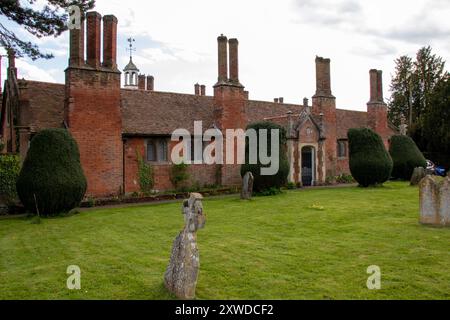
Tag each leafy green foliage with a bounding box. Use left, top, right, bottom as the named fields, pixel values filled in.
left=422, top=74, right=450, bottom=155
left=348, top=128, right=393, bottom=187
left=388, top=47, right=446, bottom=128
left=335, top=174, right=355, bottom=184
left=0, top=154, right=20, bottom=205
left=0, top=0, right=95, bottom=60
left=136, top=151, right=154, bottom=193
left=255, top=187, right=283, bottom=196
left=170, top=162, right=189, bottom=190
left=16, top=129, right=87, bottom=215
left=241, top=122, right=289, bottom=193
left=389, top=135, right=426, bottom=180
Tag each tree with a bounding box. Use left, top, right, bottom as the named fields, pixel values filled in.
left=422, top=74, right=450, bottom=155
left=389, top=135, right=426, bottom=180
left=240, top=122, right=289, bottom=192
left=388, top=46, right=446, bottom=133
left=388, top=55, right=413, bottom=127
left=16, top=129, right=87, bottom=216
left=348, top=128, right=393, bottom=187
left=0, top=0, right=94, bottom=60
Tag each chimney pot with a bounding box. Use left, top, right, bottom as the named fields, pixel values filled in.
left=102, top=15, right=118, bottom=70
left=69, top=15, right=85, bottom=67
left=195, top=83, right=200, bottom=96
left=200, top=85, right=206, bottom=96
left=146, top=75, right=154, bottom=91
left=274, top=98, right=279, bottom=103
left=229, top=38, right=239, bottom=83
left=217, top=35, right=228, bottom=83
left=279, top=97, right=284, bottom=103
left=86, top=12, right=102, bottom=68
left=138, top=74, right=146, bottom=90
left=314, top=56, right=332, bottom=96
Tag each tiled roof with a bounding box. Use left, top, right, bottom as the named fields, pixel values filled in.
left=17, top=80, right=383, bottom=138
left=121, top=89, right=215, bottom=135
left=336, top=109, right=368, bottom=139
left=19, top=80, right=65, bottom=132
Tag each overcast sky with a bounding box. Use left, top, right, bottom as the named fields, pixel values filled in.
left=1, top=0, right=449, bottom=111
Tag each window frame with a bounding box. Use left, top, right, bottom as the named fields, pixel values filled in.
left=145, top=137, right=169, bottom=164
left=337, top=139, right=348, bottom=159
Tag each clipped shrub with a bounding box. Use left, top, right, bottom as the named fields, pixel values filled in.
left=348, top=128, right=393, bottom=187
left=16, top=129, right=87, bottom=216
left=0, top=154, right=20, bottom=205
left=389, top=135, right=426, bottom=180
left=170, top=162, right=190, bottom=190
left=241, top=122, right=289, bottom=193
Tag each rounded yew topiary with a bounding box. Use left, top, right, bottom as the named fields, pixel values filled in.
left=240, top=122, right=289, bottom=192
left=348, top=128, right=393, bottom=187
left=389, top=135, right=426, bottom=180
left=16, top=129, right=87, bottom=216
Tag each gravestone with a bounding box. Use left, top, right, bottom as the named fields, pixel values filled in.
left=419, top=175, right=450, bottom=227
left=164, top=193, right=206, bottom=299
left=440, top=178, right=450, bottom=226
left=410, top=167, right=426, bottom=186
left=240, top=172, right=254, bottom=200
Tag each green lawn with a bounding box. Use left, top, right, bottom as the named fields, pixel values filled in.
left=1, top=182, right=449, bottom=300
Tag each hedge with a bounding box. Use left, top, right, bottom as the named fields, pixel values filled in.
left=240, top=122, right=289, bottom=192
left=16, top=129, right=87, bottom=215
left=389, top=135, right=426, bottom=180
left=348, top=128, right=393, bottom=187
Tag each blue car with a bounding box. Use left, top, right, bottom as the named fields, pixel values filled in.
left=426, top=160, right=447, bottom=177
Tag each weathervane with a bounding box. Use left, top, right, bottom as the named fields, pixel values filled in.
left=127, top=37, right=136, bottom=60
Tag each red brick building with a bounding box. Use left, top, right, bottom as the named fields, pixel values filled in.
left=0, top=11, right=397, bottom=197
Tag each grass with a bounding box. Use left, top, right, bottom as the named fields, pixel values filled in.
left=0, top=181, right=449, bottom=300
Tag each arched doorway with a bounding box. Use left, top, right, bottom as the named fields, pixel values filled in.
left=301, top=146, right=315, bottom=186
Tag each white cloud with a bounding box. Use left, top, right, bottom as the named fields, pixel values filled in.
left=4, top=0, right=449, bottom=111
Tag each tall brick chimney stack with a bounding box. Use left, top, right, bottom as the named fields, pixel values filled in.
left=146, top=76, right=154, bottom=91
left=200, top=85, right=206, bottom=96
left=194, top=83, right=200, bottom=96
left=367, top=69, right=388, bottom=147
left=138, top=74, right=146, bottom=90
left=228, top=38, right=240, bottom=84
left=102, top=15, right=118, bottom=70
left=312, top=56, right=336, bottom=183
left=314, top=56, right=332, bottom=96
left=213, top=34, right=246, bottom=186
left=65, top=11, right=123, bottom=197
left=86, top=12, right=102, bottom=68
left=217, top=35, right=228, bottom=84
left=69, top=17, right=84, bottom=67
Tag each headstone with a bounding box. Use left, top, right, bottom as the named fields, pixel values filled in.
left=164, top=193, right=206, bottom=299
left=410, top=167, right=426, bottom=186
left=240, top=172, right=254, bottom=200
left=419, top=175, right=450, bottom=227
left=439, top=178, right=450, bottom=226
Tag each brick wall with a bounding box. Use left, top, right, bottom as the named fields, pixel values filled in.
left=65, top=68, right=123, bottom=197
left=124, top=137, right=218, bottom=193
